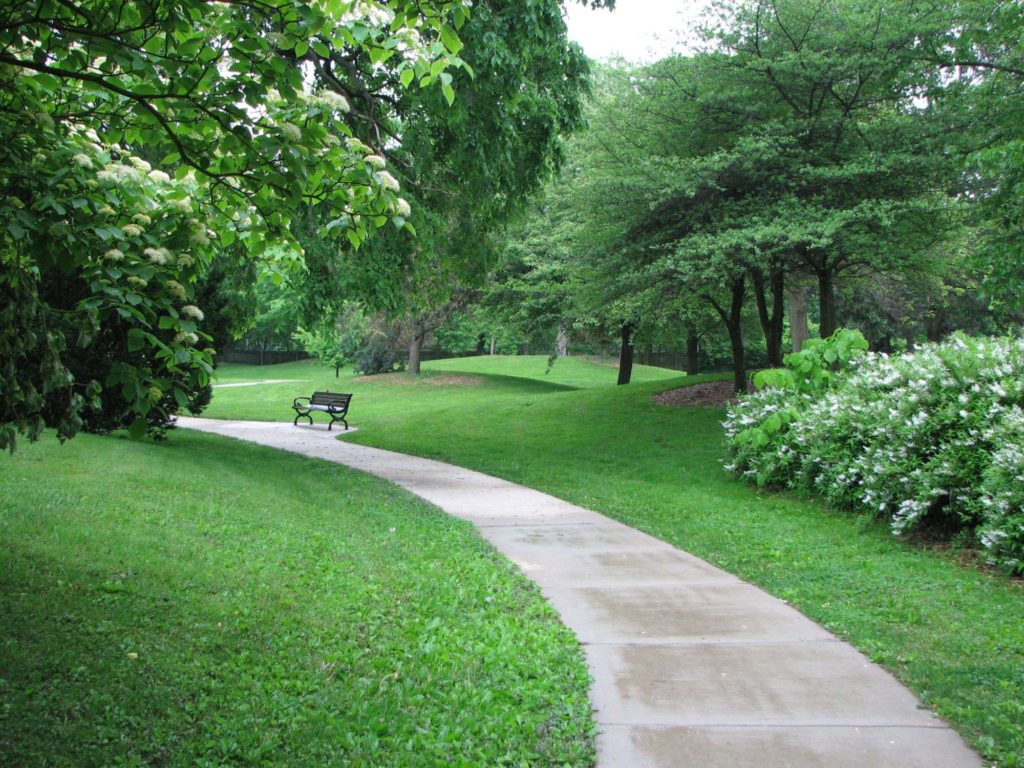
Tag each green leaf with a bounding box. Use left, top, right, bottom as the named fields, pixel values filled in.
left=400, top=68, right=415, bottom=88
left=441, top=82, right=455, bottom=107
left=439, top=26, right=463, bottom=55
left=173, top=386, right=190, bottom=407
left=127, top=416, right=149, bottom=440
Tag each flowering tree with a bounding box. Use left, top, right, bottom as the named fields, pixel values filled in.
left=0, top=0, right=470, bottom=448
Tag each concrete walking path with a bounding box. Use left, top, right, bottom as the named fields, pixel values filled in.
left=177, top=417, right=982, bottom=768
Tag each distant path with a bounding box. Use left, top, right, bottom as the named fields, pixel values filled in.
left=211, top=379, right=305, bottom=388
left=177, top=416, right=982, bottom=768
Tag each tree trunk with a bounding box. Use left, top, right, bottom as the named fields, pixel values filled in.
left=556, top=324, right=569, bottom=356
left=926, top=309, right=944, bottom=342
left=727, top=279, right=747, bottom=394
left=490, top=336, right=496, bottom=355
left=751, top=267, right=785, bottom=367
left=818, top=271, right=837, bottom=339
left=617, top=322, right=635, bottom=386
left=518, top=343, right=529, bottom=355
left=335, top=364, right=341, bottom=378
left=686, top=332, right=699, bottom=375
left=707, top=276, right=747, bottom=394
left=476, top=333, right=486, bottom=356
left=408, top=331, right=424, bottom=375
left=787, top=285, right=810, bottom=352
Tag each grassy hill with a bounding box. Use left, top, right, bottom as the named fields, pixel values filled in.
left=0, top=428, right=594, bottom=766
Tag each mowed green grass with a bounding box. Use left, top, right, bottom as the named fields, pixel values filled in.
left=205, top=355, right=680, bottom=422
left=208, top=356, right=1022, bottom=767
left=427, top=354, right=683, bottom=388
left=204, top=358, right=575, bottom=426
left=0, top=430, right=594, bottom=767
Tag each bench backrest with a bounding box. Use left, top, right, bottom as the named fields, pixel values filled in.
left=310, top=391, right=352, bottom=409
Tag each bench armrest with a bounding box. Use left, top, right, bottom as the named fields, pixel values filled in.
left=293, top=396, right=311, bottom=409
left=326, top=399, right=349, bottom=411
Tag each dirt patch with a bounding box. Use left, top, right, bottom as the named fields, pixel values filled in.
left=353, top=372, right=485, bottom=387
left=651, top=380, right=751, bottom=408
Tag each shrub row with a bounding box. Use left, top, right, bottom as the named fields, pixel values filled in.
left=724, top=334, right=1024, bottom=573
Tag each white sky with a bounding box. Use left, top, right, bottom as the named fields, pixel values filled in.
left=564, top=0, right=712, bottom=63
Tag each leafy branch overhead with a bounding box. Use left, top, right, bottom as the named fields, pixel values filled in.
left=0, top=0, right=472, bottom=449
left=2, top=0, right=472, bottom=249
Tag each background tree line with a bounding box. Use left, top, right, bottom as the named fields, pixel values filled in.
left=388, top=0, right=1022, bottom=391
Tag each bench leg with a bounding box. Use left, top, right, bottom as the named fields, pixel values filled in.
left=293, top=412, right=313, bottom=426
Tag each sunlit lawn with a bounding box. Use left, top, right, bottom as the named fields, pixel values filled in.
left=206, top=355, right=1023, bottom=767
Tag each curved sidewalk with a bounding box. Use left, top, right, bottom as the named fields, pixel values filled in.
left=177, top=417, right=982, bottom=768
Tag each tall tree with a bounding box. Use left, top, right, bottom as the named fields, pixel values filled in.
left=286, top=0, right=596, bottom=373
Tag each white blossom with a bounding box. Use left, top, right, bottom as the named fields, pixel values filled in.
left=376, top=170, right=400, bottom=191
left=166, top=280, right=187, bottom=300
left=181, top=304, right=204, bottom=321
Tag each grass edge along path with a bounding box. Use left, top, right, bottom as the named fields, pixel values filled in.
left=0, top=429, right=595, bottom=767
left=325, top=361, right=1023, bottom=768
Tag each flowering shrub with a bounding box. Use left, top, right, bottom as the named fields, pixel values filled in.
left=725, top=334, right=1024, bottom=573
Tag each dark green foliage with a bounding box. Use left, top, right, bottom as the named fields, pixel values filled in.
left=192, top=250, right=259, bottom=356
left=354, top=318, right=407, bottom=375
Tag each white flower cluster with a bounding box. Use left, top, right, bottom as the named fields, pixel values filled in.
left=144, top=246, right=172, bottom=265
left=166, top=280, right=188, bottom=300
left=376, top=170, right=400, bottom=191
left=181, top=304, right=204, bottom=321
left=724, top=333, right=1024, bottom=573
left=315, top=90, right=350, bottom=113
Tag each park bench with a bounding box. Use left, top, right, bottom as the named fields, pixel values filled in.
left=292, top=391, right=353, bottom=431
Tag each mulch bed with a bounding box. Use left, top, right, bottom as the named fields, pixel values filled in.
left=651, top=380, right=751, bottom=408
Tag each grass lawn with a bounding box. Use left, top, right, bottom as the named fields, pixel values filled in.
left=0, top=430, right=594, bottom=766
left=426, top=354, right=684, bottom=388
left=208, top=355, right=1023, bottom=768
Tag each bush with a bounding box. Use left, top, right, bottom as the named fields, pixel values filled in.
left=294, top=302, right=370, bottom=376
left=725, top=334, right=1024, bottom=573
left=353, top=317, right=405, bottom=375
